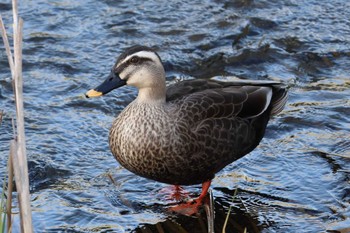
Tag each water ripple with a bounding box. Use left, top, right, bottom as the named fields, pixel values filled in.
left=0, top=0, right=349, bottom=232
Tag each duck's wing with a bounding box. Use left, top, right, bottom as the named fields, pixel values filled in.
left=166, top=79, right=288, bottom=119
left=166, top=79, right=224, bottom=102
left=164, top=80, right=288, bottom=182
left=166, top=80, right=287, bottom=179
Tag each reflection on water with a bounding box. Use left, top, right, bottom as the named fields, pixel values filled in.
left=0, top=0, right=349, bottom=232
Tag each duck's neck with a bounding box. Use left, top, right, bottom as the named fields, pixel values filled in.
left=136, top=85, right=166, bottom=105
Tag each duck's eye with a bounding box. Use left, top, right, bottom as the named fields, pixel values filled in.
left=130, top=56, right=139, bottom=64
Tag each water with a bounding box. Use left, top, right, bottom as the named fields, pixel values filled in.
left=0, top=0, right=349, bottom=232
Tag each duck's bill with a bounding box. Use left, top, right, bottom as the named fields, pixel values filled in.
left=85, top=71, right=126, bottom=98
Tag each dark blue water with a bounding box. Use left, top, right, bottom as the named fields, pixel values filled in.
left=1, top=0, right=349, bottom=232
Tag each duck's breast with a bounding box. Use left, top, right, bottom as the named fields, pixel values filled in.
left=109, top=103, right=192, bottom=183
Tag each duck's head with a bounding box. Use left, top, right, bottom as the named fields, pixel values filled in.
left=86, top=45, right=166, bottom=101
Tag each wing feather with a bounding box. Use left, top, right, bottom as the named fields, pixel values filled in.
left=166, top=79, right=287, bottom=119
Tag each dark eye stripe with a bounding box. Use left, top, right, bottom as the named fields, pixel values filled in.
left=115, top=56, right=153, bottom=74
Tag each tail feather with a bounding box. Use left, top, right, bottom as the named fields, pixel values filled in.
left=270, top=86, right=288, bottom=116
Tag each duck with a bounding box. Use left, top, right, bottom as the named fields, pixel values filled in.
left=86, top=45, right=288, bottom=215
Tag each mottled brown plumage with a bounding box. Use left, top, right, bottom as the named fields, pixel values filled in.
left=86, top=45, right=288, bottom=187
left=109, top=79, right=287, bottom=185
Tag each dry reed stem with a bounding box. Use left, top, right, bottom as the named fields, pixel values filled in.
left=12, top=15, right=34, bottom=233
left=0, top=0, right=34, bottom=231
left=204, top=190, right=214, bottom=233
left=7, top=141, right=15, bottom=233
left=0, top=16, right=14, bottom=75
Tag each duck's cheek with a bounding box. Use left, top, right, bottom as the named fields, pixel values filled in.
left=126, top=77, right=137, bottom=87
left=126, top=73, right=145, bottom=88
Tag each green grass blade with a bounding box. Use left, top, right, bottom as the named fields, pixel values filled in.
left=1, top=177, right=7, bottom=233
left=222, top=188, right=238, bottom=233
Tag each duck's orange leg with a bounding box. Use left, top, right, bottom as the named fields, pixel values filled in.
left=168, top=185, right=190, bottom=201
left=169, top=180, right=211, bottom=216
left=159, top=185, right=190, bottom=201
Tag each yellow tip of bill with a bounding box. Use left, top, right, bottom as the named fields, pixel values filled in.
left=85, top=89, right=103, bottom=98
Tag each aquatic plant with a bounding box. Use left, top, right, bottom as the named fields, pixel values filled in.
left=222, top=188, right=238, bottom=233
left=0, top=0, right=33, bottom=232
left=0, top=181, right=7, bottom=233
